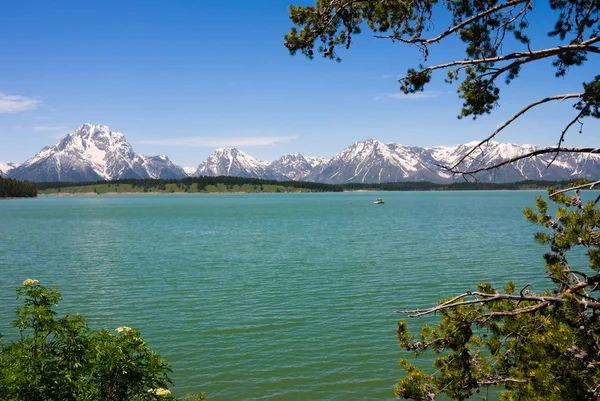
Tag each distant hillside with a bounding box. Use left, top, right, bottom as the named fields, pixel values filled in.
left=35, top=176, right=343, bottom=194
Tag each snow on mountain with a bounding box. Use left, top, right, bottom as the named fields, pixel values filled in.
left=305, top=156, right=329, bottom=169
left=8, top=124, right=187, bottom=182
left=0, top=162, right=20, bottom=176
left=309, top=139, right=447, bottom=183
left=183, top=167, right=197, bottom=176
left=5, top=129, right=598, bottom=183
left=269, top=153, right=315, bottom=180
left=427, top=141, right=600, bottom=182
left=194, top=148, right=288, bottom=180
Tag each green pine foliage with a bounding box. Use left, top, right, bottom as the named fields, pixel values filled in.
left=284, top=1, right=599, bottom=124
left=0, top=281, right=206, bottom=401
left=0, top=177, right=37, bottom=198
left=395, top=187, right=600, bottom=400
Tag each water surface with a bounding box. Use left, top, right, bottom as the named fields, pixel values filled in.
left=0, top=192, right=560, bottom=399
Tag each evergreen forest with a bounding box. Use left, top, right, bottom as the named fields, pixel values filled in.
left=0, top=177, right=37, bottom=198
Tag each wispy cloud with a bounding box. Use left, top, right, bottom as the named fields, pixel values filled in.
left=0, top=93, right=41, bottom=113
left=138, top=136, right=296, bottom=147
left=374, top=74, right=395, bottom=80
left=33, top=125, right=67, bottom=132
left=384, top=91, right=442, bottom=100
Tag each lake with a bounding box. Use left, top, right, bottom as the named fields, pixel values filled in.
left=0, top=191, right=560, bottom=399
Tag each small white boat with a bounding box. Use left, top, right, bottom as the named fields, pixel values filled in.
left=374, top=198, right=385, bottom=204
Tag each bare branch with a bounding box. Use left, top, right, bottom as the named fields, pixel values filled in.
left=449, top=93, right=583, bottom=170
left=549, top=104, right=590, bottom=165
left=549, top=180, right=600, bottom=196
left=478, top=377, right=528, bottom=385
left=397, top=291, right=600, bottom=318
left=486, top=302, right=549, bottom=316
left=409, top=37, right=600, bottom=75
left=449, top=147, right=600, bottom=175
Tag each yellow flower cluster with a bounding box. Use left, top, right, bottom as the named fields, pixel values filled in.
left=115, top=326, right=133, bottom=333
left=148, top=388, right=171, bottom=396
left=22, top=279, right=39, bottom=286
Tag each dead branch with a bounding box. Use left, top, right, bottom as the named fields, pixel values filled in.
left=397, top=291, right=600, bottom=318
left=449, top=93, right=583, bottom=170
left=404, top=37, right=600, bottom=76
left=549, top=180, right=600, bottom=196
left=549, top=104, right=591, bottom=165
left=478, top=377, right=528, bottom=385
left=447, top=147, right=599, bottom=175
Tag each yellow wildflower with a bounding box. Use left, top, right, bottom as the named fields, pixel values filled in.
left=148, top=388, right=171, bottom=396
left=22, top=279, right=39, bottom=286
left=115, top=326, right=133, bottom=333
left=548, top=332, right=553, bottom=337
left=530, top=371, right=536, bottom=377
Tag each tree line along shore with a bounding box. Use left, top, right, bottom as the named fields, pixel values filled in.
left=29, top=177, right=600, bottom=196
left=2, top=176, right=597, bottom=198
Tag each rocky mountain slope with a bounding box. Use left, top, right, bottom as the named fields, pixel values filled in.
left=193, top=148, right=287, bottom=180
left=8, top=124, right=186, bottom=182
left=0, top=162, right=20, bottom=176
left=269, top=153, right=318, bottom=181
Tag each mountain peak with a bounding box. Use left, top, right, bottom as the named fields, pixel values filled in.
left=9, top=124, right=186, bottom=182
left=195, top=148, right=285, bottom=180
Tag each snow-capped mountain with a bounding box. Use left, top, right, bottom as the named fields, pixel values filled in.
left=269, top=153, right=316, bottom=180
left=428, top=141, right=600, bottom=182
left=300, top=139, right=600, bottom=184
left=183, top=167, right=197, bottom=176
left=305, top=156, right=329, bottom=170
left=308, top=139, right=449, bottom=183
left=0, top=162, right=20, bottom=176
left=194, top=148, right=288, bottom=180
left=5, top=128, right=598, bottom=183
left=8, top=124, right=186, bottom=182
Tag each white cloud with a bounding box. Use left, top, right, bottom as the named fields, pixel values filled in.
left=33, top=125, right=67, bottom=132
left=384, top=91, right=442, bottom=100
left=0, top=93, right=41, bottom=113
left=138, top=136, right=296, bottom=147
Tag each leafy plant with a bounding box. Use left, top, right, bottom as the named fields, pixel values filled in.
left=0, top=280, right=206, bottom=401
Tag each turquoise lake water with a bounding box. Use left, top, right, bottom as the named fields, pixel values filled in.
left=0, top=191, right=564, bottom=399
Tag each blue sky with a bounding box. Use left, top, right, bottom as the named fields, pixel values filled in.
left=1, top=0, right=597, bottom=167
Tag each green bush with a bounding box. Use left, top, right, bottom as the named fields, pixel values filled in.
left=0, top=280, right=206, bottom=401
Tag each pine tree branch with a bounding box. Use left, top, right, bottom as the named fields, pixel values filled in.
left=409, top=37, right=600, bottom=75
left=373, top=0, right=531, bottom=45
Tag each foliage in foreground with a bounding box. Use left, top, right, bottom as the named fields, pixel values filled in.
left=395, top=188, right=600, bottom=400
left=0, top=281, right=206, bottom=401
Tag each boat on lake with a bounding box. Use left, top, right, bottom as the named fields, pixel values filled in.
left=373, top=198, right=385, bottom=204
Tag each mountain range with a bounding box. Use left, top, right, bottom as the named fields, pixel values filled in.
left=3, top=124, right=599, bottom=183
